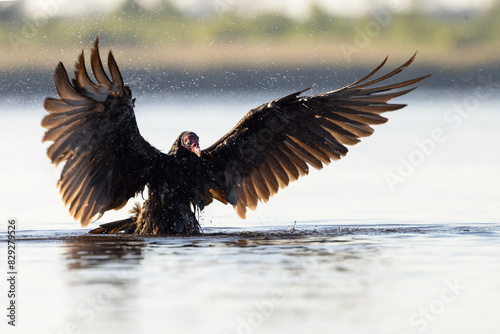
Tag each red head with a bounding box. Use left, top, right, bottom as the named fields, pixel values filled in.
left=181, top=132, right=201, bottom=157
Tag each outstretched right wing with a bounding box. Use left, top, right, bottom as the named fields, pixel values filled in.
left=42, top=38, right=161, bottom=226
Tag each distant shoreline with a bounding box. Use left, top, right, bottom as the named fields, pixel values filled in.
left=2, top=40, right=499, bottom=70
left=2, top=38, right=500, bottom=96
left=1, top=62, right=499, bottom=97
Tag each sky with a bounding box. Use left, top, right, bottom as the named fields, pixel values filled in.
left=12, top=0, right=498, bottom=20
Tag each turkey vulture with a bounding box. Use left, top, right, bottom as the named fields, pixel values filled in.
left=42, top=38, right=430, bottom=235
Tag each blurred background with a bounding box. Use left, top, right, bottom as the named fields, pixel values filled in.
left=1, top=0, right=500, bottom=92
left=1, top=0, right=499, bottom=226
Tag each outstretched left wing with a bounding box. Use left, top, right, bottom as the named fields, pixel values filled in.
left=42, top=38, right=161, bottom=226
left=199, top=54, right=430, bottom=218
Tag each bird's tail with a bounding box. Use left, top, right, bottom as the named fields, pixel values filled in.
left=88, top=203, right=141, bottom=234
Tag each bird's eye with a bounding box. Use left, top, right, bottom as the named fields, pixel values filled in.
left=184, top=135, right=198, bottom=146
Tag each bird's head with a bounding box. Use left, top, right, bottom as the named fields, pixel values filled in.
left=178, top=131, right=201, bottom=157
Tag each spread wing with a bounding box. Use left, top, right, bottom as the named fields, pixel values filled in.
left=42, top=38, right=161, bottom=226
left=200, top=53, right=430, bottom=218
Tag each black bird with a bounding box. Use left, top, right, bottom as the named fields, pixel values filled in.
left=42, top=38, right=430, bottom=235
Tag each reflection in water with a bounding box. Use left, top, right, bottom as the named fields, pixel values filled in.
left=56, top=236, right=148, bottom=333
left=63, top=235, right=146, bottom=270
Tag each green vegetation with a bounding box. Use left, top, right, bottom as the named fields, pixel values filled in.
left=1, top=1, right=499, bottom=69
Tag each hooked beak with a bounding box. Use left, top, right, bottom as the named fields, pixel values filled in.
left=190, top=143, right=201, bottom=157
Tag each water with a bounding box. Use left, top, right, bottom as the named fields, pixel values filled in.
left=1, top=89, right=500, bottom=333
left=2, top=224, right=500, bottom=333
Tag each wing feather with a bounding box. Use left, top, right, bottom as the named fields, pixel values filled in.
left=260, top=162, right=280, bottom=195
left=280, top=144, right=309, bottom=177
left=242, top=178, right=258, bottom=211
left=54, top=63, right=92, bottom=104
left=90, top=37, right=112, bottom=88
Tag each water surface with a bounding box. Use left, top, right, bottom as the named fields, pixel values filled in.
left=2, top=223, right=500, bottom=334
left=1, top=89, right=499, bottom=333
